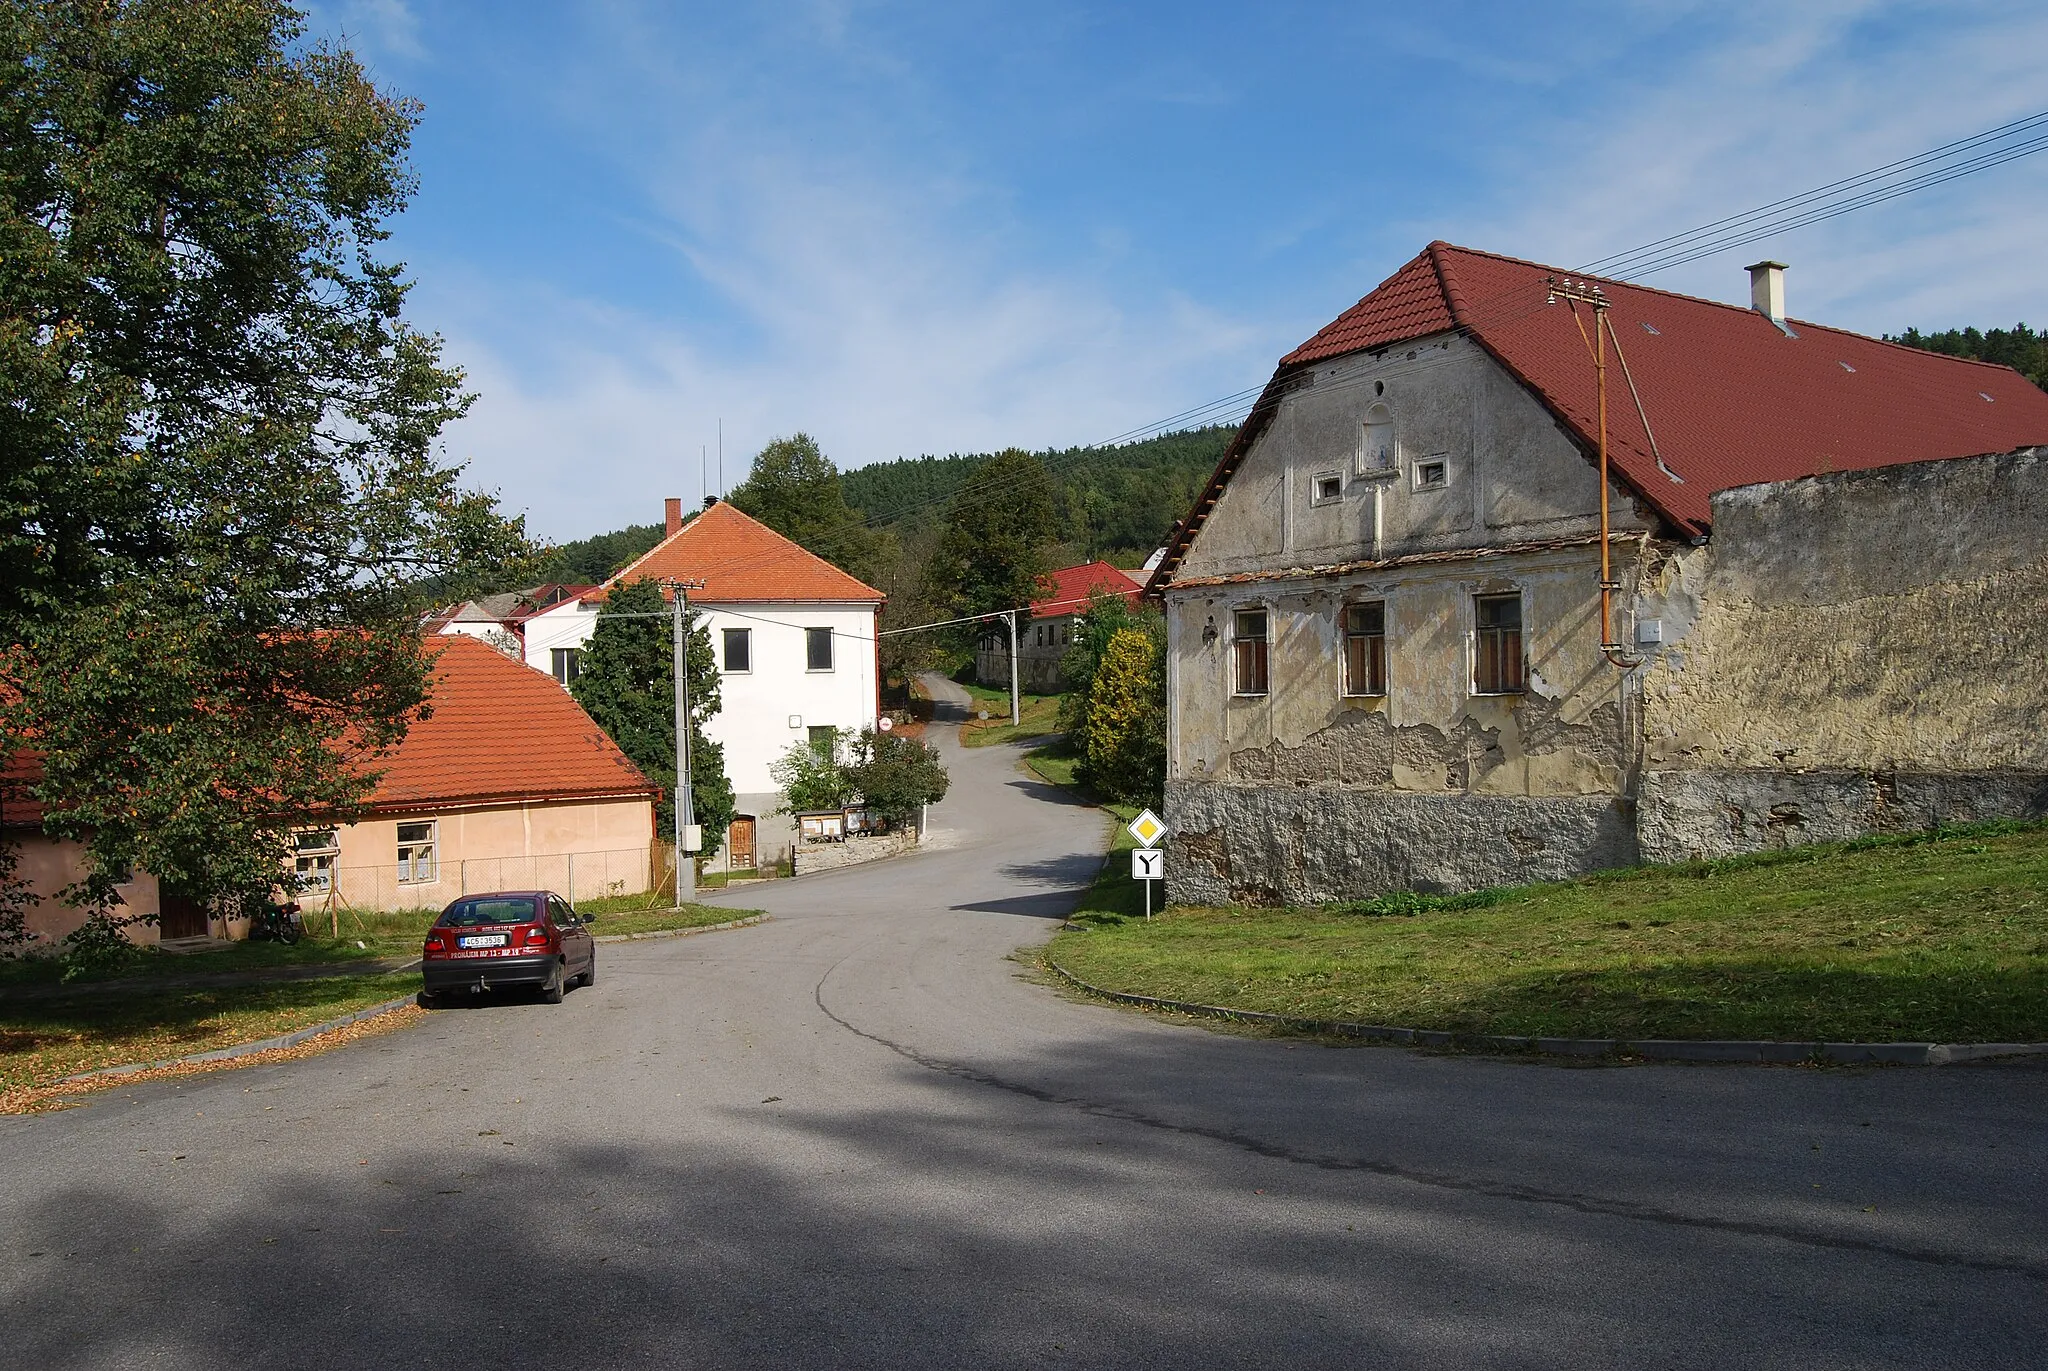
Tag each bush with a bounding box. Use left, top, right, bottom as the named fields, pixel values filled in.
left=1080, top=627, right=1166, bottom=806
left=59, top=913, right=146, bottom=982
left=769, top=731, right=855, bottom=814
left=844, top=728, right=949, bottom=827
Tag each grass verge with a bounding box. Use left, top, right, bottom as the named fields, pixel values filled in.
left=1045, top=820, right=2048, bottom=1045
left=0, top=972, right=424, bottom=1103
left=958, top=685, right=1064, bottom=748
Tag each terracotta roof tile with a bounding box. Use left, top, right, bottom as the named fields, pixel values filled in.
left=364, top=636, right=655, bottom=809
left=604, top=501, right=883, bottom=602
left=1031, top=562, right=1144, bottom=616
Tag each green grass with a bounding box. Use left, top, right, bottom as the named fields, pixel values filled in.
left=1045, top=820, right=2048, bottom=1045
left=1022, top=741, right=1083, bottom=792
left=0, top=972, right=423, bottom=1093
left=957, top=685, right=1064, bottom=748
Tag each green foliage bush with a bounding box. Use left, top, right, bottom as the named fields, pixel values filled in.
left=1080, top=627, right=1167, bottom=807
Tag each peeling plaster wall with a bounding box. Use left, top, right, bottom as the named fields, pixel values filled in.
left=1164, top=336, right=1665, bottom=904
left=1637, top=447, right=2048, bottom=860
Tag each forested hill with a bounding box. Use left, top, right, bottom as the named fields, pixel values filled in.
left=1888, top=323, right=2047, bottom=389
left=840, top=424, right=1234, bottom=565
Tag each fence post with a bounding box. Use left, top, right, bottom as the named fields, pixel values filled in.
left=568, top=852, right=576, bottom=902
left=460, top=859, right=468, bottom=896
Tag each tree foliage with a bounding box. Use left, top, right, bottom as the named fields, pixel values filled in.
left=1888, top=324, right=2048, bottom=391
left=727, top=433, right=889, bottom=585
left=769, top=728, right=854, bottom=815
left=568, top=579, right=733, bottom=853
left=844, top=727, right=948, bottom=827
left=0, top=1, right=529, bottom=910
left=1080, top=627, right=1166, bottom=807
left=924, top=448, right=1058, bottom=648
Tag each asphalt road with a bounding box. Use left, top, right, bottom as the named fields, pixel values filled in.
left=3, top=678, right=2044, bottom=1369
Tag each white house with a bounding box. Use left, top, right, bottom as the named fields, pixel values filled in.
left=522, top=497, right=884, bottom=872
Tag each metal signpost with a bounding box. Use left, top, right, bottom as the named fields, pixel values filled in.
left=1127, top=808, right=1168, bottom=920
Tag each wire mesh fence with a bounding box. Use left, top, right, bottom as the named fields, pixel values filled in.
left=307, top=846, right=656, bottom=915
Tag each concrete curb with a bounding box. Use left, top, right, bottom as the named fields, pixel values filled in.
left=59, top=996, right=418, bottom=1083
left=594, top=913, right=768, bottom=944
left=1042, top=960, right=2048, bottom=1067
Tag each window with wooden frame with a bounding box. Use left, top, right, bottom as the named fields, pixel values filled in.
left=550, top=647, right=582, bottom=685
left=1342, top=601, right=1387, bottom=697
left=1473, top=593, right=1526, bottom=695
left=1232, top=608, right=1269, bottom=697
left=396, top=821, right=438, bottom=884
left=292, top=829, right=338, bottom=894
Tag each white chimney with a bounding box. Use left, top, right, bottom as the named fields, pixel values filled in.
left=1747, top=260, right=1789, bottom=328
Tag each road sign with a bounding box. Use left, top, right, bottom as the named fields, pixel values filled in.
left=1131, top=849, right=1164, bottom=881
left=1126, top=808, right=1168, bottom=848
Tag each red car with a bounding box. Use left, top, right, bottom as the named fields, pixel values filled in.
left=420, top=890, right=597, bottom=1006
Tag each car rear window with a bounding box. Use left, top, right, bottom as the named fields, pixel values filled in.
left=438, top=897, right=539, bottom=927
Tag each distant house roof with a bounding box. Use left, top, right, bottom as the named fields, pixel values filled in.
left=602, top=500, right=883, bottom=604
left=1154, top=241, right=2048, bottom=585
left=426, top=583, right=596, bottom=634
left=365, top=635, right=656, bottom=810
left=1032, top=561, right=1144, bottom=616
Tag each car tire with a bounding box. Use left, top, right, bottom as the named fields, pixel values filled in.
left=581, top=953, right=596, bottom=989
left=416, top=989, right=440, bottom=1010
left=541, top=962, right=566, bottom=1004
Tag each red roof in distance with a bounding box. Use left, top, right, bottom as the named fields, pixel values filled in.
left=603, top=500, right=883, bottom=603
left=1282, top=241, right=2048, bottom=534
left=1032, top=561, right=1144, bottom=617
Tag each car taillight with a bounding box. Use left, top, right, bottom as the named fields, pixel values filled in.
left=423, top=933, right=447, bottom=957
left=523, top=925, right=552, bottom=947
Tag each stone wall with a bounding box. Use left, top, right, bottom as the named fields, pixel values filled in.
left=791, top=828, right=918, bottom=877
left=1636, top=446, right=2048, bottom=861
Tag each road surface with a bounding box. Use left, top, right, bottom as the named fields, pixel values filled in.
left=2, top=678, right=2043, bottom=1368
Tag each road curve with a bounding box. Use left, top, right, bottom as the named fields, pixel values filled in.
left=2, top=685, right=2043, bottom=1369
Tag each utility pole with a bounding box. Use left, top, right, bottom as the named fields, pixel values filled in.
left=1005, top=609, right=1020, bottom=726
left=668, top=577, right=707, bottom=905
left=1547, top=276, right=1639, bottom=670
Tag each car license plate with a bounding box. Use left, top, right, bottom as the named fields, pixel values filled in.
left=459, top=934, right=508, bottom=949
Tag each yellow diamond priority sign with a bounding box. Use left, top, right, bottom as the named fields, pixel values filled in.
left=1126, top=808, right=1169, bottom=849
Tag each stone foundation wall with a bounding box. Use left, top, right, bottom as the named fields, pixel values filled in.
left=791, top=828, right=918, bottom=877
left=1638, top=768, right=2048, bottom=864
left=1164, top=779, right=1637, bottom=906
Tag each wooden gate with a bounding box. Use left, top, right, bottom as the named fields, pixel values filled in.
left=727, top=816, right=756, bottom=870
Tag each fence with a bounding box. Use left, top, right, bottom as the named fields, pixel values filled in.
left=308, top=846, right=656, bottom=916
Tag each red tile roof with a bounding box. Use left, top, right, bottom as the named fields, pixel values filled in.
left=603, top=500, right=883, bottom=603
left=3, top=636, right=656, bottom=829
left=1031, top=562, right=1144, bottom=616
left=365, top=636, right=655, bottom=810
left=1154, top=241, right=2048, bottom=586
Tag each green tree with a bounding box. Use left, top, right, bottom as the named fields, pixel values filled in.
left=727, top=433, right=888, bottom=584
left=0, top=1, right=529, bottom=914
left=924, top=448, right=1058, bottom=648
left=1888, top=324, right=2048, bottom=390
left=769, top=729, right=854, bottom=814
left=569, top=579, right=734, bottom=854
left=843, top=727, right=948, bottom=827
left=1079, top=627, right=1166, bottom=807
left=1057, top=591, right=1158, bottom=737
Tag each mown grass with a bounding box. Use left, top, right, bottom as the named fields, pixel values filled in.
left=1045, top=820, right=2048, bottom=1044
left=0, top=895, right=754, bottom=986
left=0, top=972, right=423, bottom=1093
left=957, top=685, right=1064, bottom=748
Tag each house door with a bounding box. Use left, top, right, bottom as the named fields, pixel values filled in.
left=727, top=817, right=756, bottom=870
left=158, top=889, right=210, bottom=940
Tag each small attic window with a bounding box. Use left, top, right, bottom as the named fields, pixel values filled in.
left=1838, top=360, right=1856, bottom=373
left=1981, top=392, right=1996, bottom=402
left=1312, top=473, right=1344, bottom=505
left=1639, top=322, right=1660, bottom=335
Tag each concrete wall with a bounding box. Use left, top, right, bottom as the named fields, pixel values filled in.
left=1635, top=446, right=2048, bottom=860
left=1164, top=333, right=1661, bottom=905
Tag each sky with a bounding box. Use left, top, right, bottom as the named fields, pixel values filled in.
left=305, top=1, right=2048, bottom=543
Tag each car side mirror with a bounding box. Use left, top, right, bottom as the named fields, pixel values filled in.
left=580, top=912, right=595, bottom=924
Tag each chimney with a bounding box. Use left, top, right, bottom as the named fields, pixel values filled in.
left=1747, top=260, right=1790, bottom=331
left=664, top=497, right=682, bottom=537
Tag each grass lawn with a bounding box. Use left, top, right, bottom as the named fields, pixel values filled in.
left=0, top=895, right=756, bottom=987
left=957, top=685, right=1064, bottom=748
left=1044, top=821, right=2048, bottom=1045
left=0, top=972, right=423, bottom=1096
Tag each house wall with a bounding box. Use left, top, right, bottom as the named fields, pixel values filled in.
left=7, top=831, right=163, bottom=948
left=1635, top=446, right=2048, bottom=860
left=315, top=794, right=656, bottom=913
left=975, top=618, right=1074, bottom=694
left=1164, top=333, right=1663, bottom=905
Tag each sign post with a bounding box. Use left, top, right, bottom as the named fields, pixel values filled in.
left=1126, top=808, right=1169, bottom=921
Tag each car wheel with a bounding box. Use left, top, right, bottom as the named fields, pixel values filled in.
left=416, top=989, right=440, bottom=1010
left=581, top=953, right=597, bottom=989
left=540, top=962, right=566, bottom=1004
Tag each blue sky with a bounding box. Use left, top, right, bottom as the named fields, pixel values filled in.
left=308, top=1, right=2048, bottom=542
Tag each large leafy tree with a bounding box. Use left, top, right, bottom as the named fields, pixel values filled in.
left=569, top=578, right=734, bottom=858
left=0, top=1, right=529, bottom=912
left=924, top=448, right=1057, bottom=650
left=726, top=432, right=888, bottom=585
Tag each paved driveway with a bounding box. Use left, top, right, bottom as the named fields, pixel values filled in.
left=2, top=686, right=2043, bottom=1369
